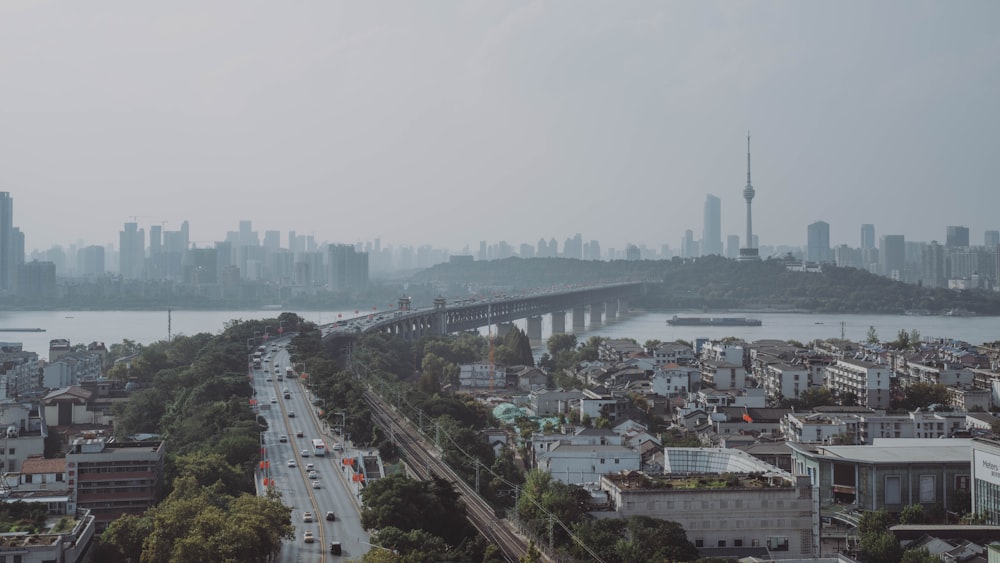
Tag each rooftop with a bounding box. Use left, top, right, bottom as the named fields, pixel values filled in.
left=795, top=438, right=973, bottom=464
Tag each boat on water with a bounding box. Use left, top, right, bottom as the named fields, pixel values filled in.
left=666, top=315, right=762, bottom=327
left=0, top=328, right=46, bottom=332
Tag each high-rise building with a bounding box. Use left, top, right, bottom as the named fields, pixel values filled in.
left=806, top=221, right=831, bottom=264
left=726, top=235, right=740, bottom=259
left=263, top=230, right=280, bottom=250
left=861, top=224, right=875, bottom=250
left=921, top=241, right=946, bottom=288
left=702, top=194, right=723, bottom=256
left=77, top=245, right=106, bottom=277
left=0, top=192, right=24, bottom=291
left=985, top=230, right=1000, bottom=247
left=738, top=134, right=760, bottom=261
left=946, top=226, right=970, bottom=248
left=879, top=235, right=905, bottom=279
left=118, top=222, right=145, bottom=279
left=327, top=244, right=369, bottom=290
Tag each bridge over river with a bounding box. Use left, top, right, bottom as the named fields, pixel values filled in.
left=322, top=282, right=645, bottom=343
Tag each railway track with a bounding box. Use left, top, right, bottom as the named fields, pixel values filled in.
left=364, top=390, right=531, bottom=562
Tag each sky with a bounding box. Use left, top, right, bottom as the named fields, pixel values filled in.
left=2, top=1, right=999, bottom=255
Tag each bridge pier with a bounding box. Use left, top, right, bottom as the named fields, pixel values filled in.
left=605, top=299, right=618, bottom=320
left=572, top=307, right=586, bottom=330
left=527, top=316, right=543, bottom=341
left=590, top=303, right=603, bottom=326
left=551, top=311, right=566, bottom=334
left=497, top=322, right=514, bottom=338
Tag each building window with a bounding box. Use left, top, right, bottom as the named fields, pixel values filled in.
left=919, top=475, right=935, bottom=503
left=885, top=475, right=902, bottom=505
left=752, top=539, right=760, bottom=547
left=695, top=540, right=704, bottom=548
left=718, top=540, right=726, bottom=547
left=735, top=539, right=743, bottom=547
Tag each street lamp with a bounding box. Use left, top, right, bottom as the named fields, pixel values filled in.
left=264, top=325, right=272, bottom=341
left=278, top=320, right=287, bottom=336
left=253, top=330, right=261, bottom=344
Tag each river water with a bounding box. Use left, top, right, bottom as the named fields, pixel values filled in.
left=0, top=308, right=997, bottom=361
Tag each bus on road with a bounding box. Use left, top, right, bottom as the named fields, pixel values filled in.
left=312, top=438, right=326, bottom=456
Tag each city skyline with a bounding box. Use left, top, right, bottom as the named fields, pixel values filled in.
left=2, top=2, right=999, bottom=254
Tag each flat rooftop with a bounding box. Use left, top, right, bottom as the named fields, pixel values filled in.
left=801, top=438, right=973, bottom=464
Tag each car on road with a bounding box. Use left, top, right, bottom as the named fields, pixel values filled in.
left=300, top=449, right=309, bottom=456
left=279, top=435, right=288, bottom=443
left=287, top=459, right=296, bottom=468
left=288, top=411, right=295, bottom=418
left=325, top=511, right=336, bottom=522
left=270, top=397, right=277, bottom=403
left=303, top=512, right=313, bottom=523
left=306, top=463, right=315, bottom=470
left=265, top=376, right=272, bottom=382
left=296, top=431, right=304, bottom=438
left=330, top=541, right=342, bottom=555
left=308, top=471, right=318, bottom=479
left=303, top=530, right=314, bottom=543
left=312, top=480, right=321, bottom=489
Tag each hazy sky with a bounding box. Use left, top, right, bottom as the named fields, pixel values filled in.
left=3, top=1, right=998, bottom=255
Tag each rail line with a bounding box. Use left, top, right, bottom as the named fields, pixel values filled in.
left=364, top=390, right=531, bottom=562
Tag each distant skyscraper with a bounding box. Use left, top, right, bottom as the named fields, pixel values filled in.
left=946, top=226, right=970, bottom=248
left=702, top=194, right=722, bottom=256
left=263, top=230, right=280, bottom=250
left=921, top=241, right=946, bottom=288
left=807, top=221, right=831, bottom=263
left=327, top=244, right=369, bottom=290
left=0, top=192, right=24, bottom=291
left=681, top=229, right=696, bottom=258
left=77, top=245, right=106, bottom=277
left=625, top=244, right=640, bottom=261
left=879, top=235, right=905, bottom=279
left=726, top=235, right=740, bottom=259
left=861, top=224, right=875, bottom=250
left=119, top=222, right=145, bottom=279
left=738, top=134, right=760, bottom=261
left=986, top=230, right=1000, bottom=247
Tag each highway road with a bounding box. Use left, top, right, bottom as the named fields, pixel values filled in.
left=252, top=336, right=371, bottom=562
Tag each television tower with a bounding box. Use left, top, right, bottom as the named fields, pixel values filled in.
left=738, top=132, right=761, bottom=261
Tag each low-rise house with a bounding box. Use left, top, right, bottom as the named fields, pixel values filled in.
left=700, top=361, right=747, bottom=390
left=42, top=352, right=104, bottom=389
left=529, top=389, right=583, bottom=416
left=790, top=438, right=972, bottom=515
left=458, top=363, right=508, bottom=390
left=648, top=342, right=695, bottom=366
left=0, top=508, right=96, bottom=563
left=510, top=366, right=547, bottom=392
left=651, top=364, right=699, bottom=395
left=600, top=449, right=816, bottom=559
left=781, top=412, right=861, bottom=444
left=579, top=388, right=627, bottom=422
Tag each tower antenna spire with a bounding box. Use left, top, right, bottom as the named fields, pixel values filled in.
left=746, top=131, right=751, bottom=186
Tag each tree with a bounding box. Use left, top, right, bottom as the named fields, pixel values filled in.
left=503, top=327, right=535, bottom=366
left=894, top=329, right=911, bottom=350
left=893, top=382, right=950, bottom=411
left=546, top=334, right=578, bottom=357
left=618, top=516, right=699, bottom=563
left=866, top=326, right=880, bottom=344
left=901, top=547, right=939, bottom=563
left=899, top=504, right=926, bottom=525
left=369, top=527, right=450, bottom=562
left=857, top=509, right=902, bottom=563
left=798, top=386, right=835, bottom=409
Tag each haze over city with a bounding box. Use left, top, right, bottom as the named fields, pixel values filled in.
left=2, top=1, right=998, bottom=255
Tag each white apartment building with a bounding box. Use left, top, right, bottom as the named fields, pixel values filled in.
left=650, top=365, right=699, bottom=395
left=761, top=362, right=813, bottom=402
left=701, top=361, right=746, bottom=390
left=782, top=412, right=860, bottom=444
left=42, top=352, right=104, bottom=389
left=648, top=342, right=696, bottom=366
left=825, top=358, right=891, bottom=409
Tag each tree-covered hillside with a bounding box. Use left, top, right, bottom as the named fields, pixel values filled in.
left=409, top=256, right=1000, bottom=315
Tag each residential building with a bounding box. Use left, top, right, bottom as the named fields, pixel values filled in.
left=601, top=449, right=816, bottom=558
left=458, top=363, right=507, bottom=390
left=648, top=342, right=695, bottom=366
left=66, top=436, right=166, bottom=529
left=946, top=226, right=970, bottom=249
left=0, top=345, right=39, bottom=401
left=42, top=353, right=104, bottom=389
left=807, top=221, right=831, bottom=264
left=529, top=389, right=583, bottom=416
left=326, top=243, right=369, bottom=291
left=790, top=438, right=972, bottom=513
left=972, top=438, right=1000, bottom=524
left=825, top=358, right=892, bottom=409
left=701, top=361, right=746, bottom=390
left=702, top=194, right=723, bottom=256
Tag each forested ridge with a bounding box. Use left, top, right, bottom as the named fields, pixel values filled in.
left=410, top=256, right=1000, bottom=314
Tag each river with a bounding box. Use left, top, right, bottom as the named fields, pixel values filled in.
left=0, top=308, right=996, bottom=361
